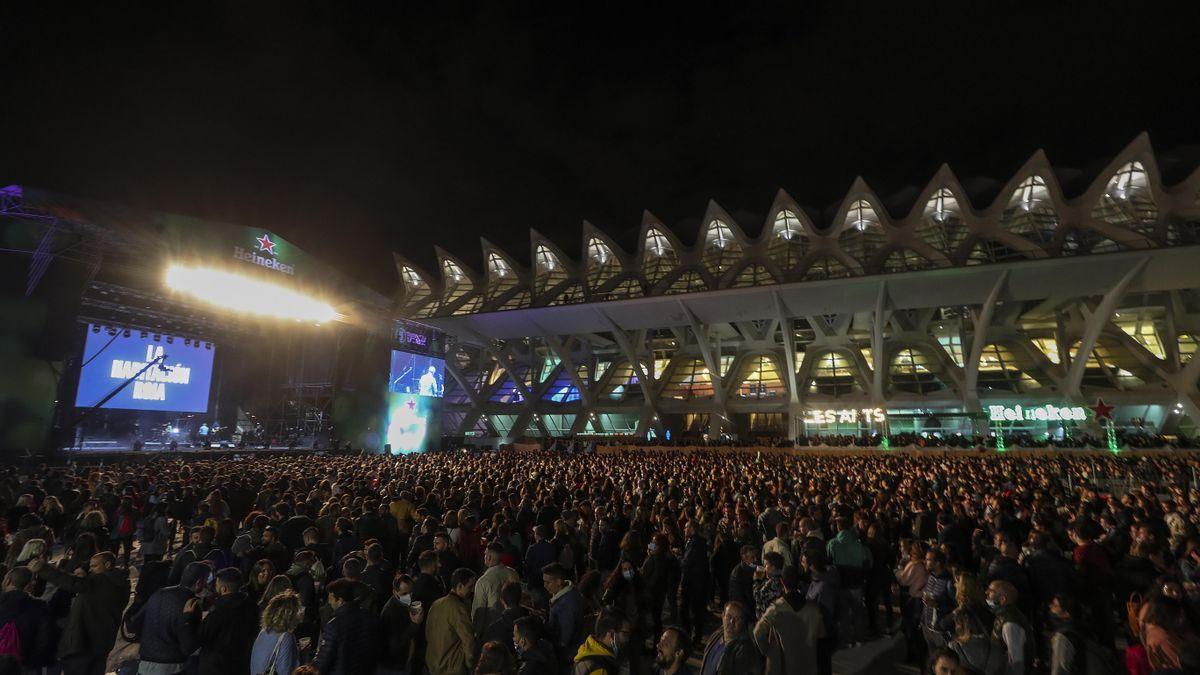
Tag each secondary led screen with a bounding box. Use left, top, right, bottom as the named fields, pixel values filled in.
left=75, top=325, right=215, bottom=413
left=389, top=350, right=445, bottom=397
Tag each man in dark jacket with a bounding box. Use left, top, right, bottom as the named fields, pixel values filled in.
left=727, top=545, right=759, bottom=621
left=378, top=575, right=423, bottom=675
left=699, top=601, right=763, bottom=675
left=132, top=561, right=210, bottom=673
left=0, top=567, right=55, bottom=671
left=482, top=581, right=528, bottom=644
left=168, top=526, right=221, bottom=585
left=543, top=563, right=585, bottom=668
left=30, top=551, right=129, bottom=675
left=314, top=578, right=380, bottom=675
left=524, top=526, right=557, bottom=600
left=197, top=568, right=258, bottom=675
left=680, top=522, right=710, bottom=644
left=513, top=615, right=557, bottom=675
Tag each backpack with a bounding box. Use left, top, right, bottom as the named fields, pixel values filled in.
left=138, top=516, right=158, bottom=543
left=0, top=621, right=22, bottom=662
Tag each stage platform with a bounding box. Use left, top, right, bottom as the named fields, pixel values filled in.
left=49, top=445, right=334, bottom=465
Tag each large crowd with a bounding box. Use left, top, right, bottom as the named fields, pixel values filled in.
left=0, top=449, right=1196, bottom=675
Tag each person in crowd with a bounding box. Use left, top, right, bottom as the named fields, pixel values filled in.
left=250, top=590, right=303, bottom=675
left=640, top=532, right=677, bottom=639
left=653, top=626, right=692, bottom=675
left=543, top=563, right=584, bottom=666
left=138, top=502, right=172, bottom=564
left=679, top=521, right=710, bottom=644
left=1137, top=589, right=1200, bottom=673
left=426, top=568, right=478, bottom=675
left=379, top=575, right=424, bottom=675
left=29, top=551, right=129, bottom=675
left=130, top=561, right=210, bottom=674
left=0, top=566, right=55, bottom=672
left=700, top=601, right=763, bottom=675
left=482, top=581, right=528, bottom=645
left=313, top=577, right=380, bottom=674
left=1047, top=592, right=1088, bottom=675
left=928, top=647, right=961, bottom=675
left=474, top=640, right=516, bottom=675
left=196, top=567, right=258, bottom=675
left=752, top=568, right=823, bottom=675
left=572, top=609, right=628, bottom=675
left=167, top=525, right=220, bottom=585
left=946, top=609, right=1002, bottom=675
left=512, top=616, right=557, bottom=675
left=799, top=549, right=838, bottom=675
left=728, top=545, right=759, bottom=620
left=247, top=559, right=277, bottom=605
left=473, top=543, right=519, bottom=639
left=986, top=580, right=1031, bottom=675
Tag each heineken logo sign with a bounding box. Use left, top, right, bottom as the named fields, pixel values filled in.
left=988, top=403, right=1088, bottom=422
left=233, top=233, right=294, bottom=276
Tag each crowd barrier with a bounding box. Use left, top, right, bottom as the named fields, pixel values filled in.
left=512, top=442, right=1197, bottom=457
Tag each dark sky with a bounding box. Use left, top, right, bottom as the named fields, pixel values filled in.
left=3, top=2, right=1198, bottom=293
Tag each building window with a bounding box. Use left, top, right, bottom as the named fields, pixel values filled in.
left=485, top=252, right=517, bottom=300
left=768, top=210, right=807, bottom=270
left=732, top=264, right=776, bottom=287
left=702, top=220, right=742, bottom=277
left=804, top=256, right=851, bottom=281
left=736, top=355, right=785, bottom=399
left=661, top=359, right=714, bottom=399
left=643, top=228, right=678, bottom=286
left=534, top=244, right=568, bottom=296
left=839, top=200, right=887, bottom=262
left=586, top=238, right=621, bottom=291
left=919, top=188, right=967, bottom=254
left=889, top=348, right=945, bottom=394
left=663, top=270, right=708, bottom=295
left=1001, top=175, right=1058, bottom=245
left=807, top=352, right=860, bottom=396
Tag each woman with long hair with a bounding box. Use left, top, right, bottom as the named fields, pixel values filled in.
left=250, top=590, right=303, bottom=675
left=38, top=496, right=65, bottom=540
left=247, top=559, right=278, bottom=605
left=259, top=574, right=296, bottom=613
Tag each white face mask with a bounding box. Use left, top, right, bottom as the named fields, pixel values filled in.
left=397, top=593, right=412, bottom=606
left=648, top=542, right=658, bottom=552
left=622, top=570, right=633, bottom=581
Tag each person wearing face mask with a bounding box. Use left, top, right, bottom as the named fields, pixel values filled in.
left=641, top=533, right=676, bottom=642
left=379, top=575, right=423, bottom=675
left=572, top=609, right=629, bottom=675
left=601, top=558, right=647, bottom=675
left=985, top=580, right=1030, bottom=675
left=512, top=616, right=557, bottom=675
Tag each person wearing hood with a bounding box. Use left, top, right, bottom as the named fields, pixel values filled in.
left=512, top=616, right=557, bottom=675
left=29, top=551, right=129, bottom=675
left=0, top=566, right=55, bottom=672
left=572, top=609, right=628, bottom=675
left=196, top=567, right=258, bottom=675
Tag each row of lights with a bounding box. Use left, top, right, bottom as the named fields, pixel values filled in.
left=92, top=325, right=212, bottom=349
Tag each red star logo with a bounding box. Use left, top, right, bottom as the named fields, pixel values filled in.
left=1090, top=398, right=1114, bottom=421
left=406, top=399, right=416, bottom=409
left=256, top=233, right=277, bottom=255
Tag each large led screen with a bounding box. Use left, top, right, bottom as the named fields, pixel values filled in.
left=74, top=325, right=215, bottom=413
left=385, top=393, right=442, bottom=454
left=388, top=350, right=445, bottom=397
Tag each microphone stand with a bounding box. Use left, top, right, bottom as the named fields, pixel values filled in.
left=68, top=354, right=169, bottom=459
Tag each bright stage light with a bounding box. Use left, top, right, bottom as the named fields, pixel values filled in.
left=165, top=265, right=339, bottom=323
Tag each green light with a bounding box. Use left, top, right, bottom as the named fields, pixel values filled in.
left=1106, top=419, right=1120, bottom=454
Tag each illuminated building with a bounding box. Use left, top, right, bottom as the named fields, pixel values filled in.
left=397, top=134, right=1200, bottom=442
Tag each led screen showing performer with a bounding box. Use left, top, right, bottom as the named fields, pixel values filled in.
left=388, top=350, right=445, bottom=397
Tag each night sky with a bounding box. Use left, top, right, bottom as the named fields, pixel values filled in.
left=3, top=3, right=1198, bottom=294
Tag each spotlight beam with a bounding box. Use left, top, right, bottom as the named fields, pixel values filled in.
left=164, top=265, right=339, bottom=323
